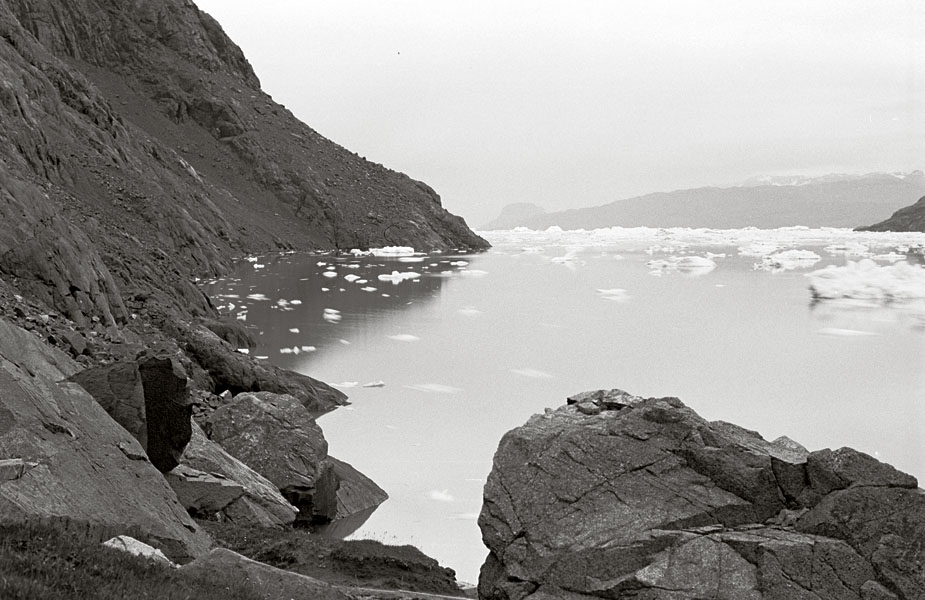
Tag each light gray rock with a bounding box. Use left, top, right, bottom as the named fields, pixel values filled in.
left=165, top=464, right=243, bottom=515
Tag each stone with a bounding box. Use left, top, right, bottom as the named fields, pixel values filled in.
left=206, top=391, right=337, bottom=524
left=61, top=330, right=88, bottom=356
left=181, top=421, right=297, bottom=526
left=0, top=319, right=210, bottom=563
left=325, top=456, right=388, bottom=520
left=178, top=548, right=349, bottom=600
left=165, top=464, right=244, bottom=516
left=479, top=389, right=925, bottom=600
left=182, top=325, right=347, bottom=416
left=68, top=355, right=194, bottom=473
left=103, top=535, right=176, bottom=567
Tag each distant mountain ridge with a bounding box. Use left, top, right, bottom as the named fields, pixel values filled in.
left=481, top=171, right=925, bottom=230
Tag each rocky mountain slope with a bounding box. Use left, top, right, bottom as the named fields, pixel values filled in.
left=481, top=171, right=925, bottom=230
left=859, top=195, right=925, bottom=232
left=0, top=0, right=485, bottom=592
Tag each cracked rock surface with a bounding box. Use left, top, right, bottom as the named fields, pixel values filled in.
left=478, top=389, right=924, bottom=600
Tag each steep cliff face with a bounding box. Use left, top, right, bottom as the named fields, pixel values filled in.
left=0, top=0, right=486, bottom=327
left=859, top=195, right=925, bottom=232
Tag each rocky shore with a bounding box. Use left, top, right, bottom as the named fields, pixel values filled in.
left=479, top=389, right=925, bottom=599
left=0, top=0, right=485, bottom=596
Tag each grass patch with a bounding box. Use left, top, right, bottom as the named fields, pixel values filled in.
left=0, top=523, right=259, bottom=600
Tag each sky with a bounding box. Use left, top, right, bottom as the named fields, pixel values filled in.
left=194, top=1, right=924, bottom=227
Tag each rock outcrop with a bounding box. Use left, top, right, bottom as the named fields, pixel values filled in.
left=180, top=421, right=298, bottom=526
left=68, top=355, right=194, bottom=472
left=0, top=318, right=210, bottom=562
left=205, top=391, right=386, bottom=527
left=479, top=389, right=925, bottom=600
left=858, top=194, right=925, bottom=232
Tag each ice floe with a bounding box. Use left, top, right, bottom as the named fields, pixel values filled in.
left=388, top=334, right=420, bottom=342
left=806, top=259, right=925, bottom=302
left=647, top=255, right=716, bottom=275
left=816, top=327, right=878, bottom=337
left=378, top=270, right=421, bottom=284
left=596, top=288, right=630, bottom=302
left=405, top=383, right=461, bottom=394
left=246, top=293, right=269, bottom=301
left=360, top=286, right=377, bottom=292
left=323, top=308, right=342, bottom=323
left=288, top=328, right=300, bottom=333
left=510, top=368, right=554, bottom=378
left=362, top=381, right=386, bottom=388
left=370, top=246, right=416, bottom=257
left=332, top=381, right=359, bottom=388
left=289, top=299, right=302, bottom=305
left=427, top=489, right=455, bottom=502
left=344, top=274, right=361, bottom=282
left=755, top=249, right=821, bottom=272
left=322, top=271, right=338, bottom=278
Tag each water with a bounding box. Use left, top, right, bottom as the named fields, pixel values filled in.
left=203, top=228, right=925, bottom=585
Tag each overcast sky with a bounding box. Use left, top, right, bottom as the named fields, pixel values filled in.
left=195, top=1, right=924, bottom=227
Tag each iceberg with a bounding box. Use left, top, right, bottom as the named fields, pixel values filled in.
left=806, top=259, right=925, bottom=302
left=755, top=249, right=821, bottom=272
left=378, top=270, right=421, bottom=284
left=370, top=246, right=416, bottom=257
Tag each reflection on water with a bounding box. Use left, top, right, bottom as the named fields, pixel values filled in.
left=203, top=233, right=924, bottom=584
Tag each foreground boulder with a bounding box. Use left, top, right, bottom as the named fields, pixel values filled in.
left=479, top=389, right=925, bottom=600
left=179, top=421, right=298, bottom=526
left=0, top=318, right=210, bottom=562
left=68, top=355, right=194, bottom=472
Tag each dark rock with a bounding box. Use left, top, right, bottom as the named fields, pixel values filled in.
left=183, top=325, right=346, bottom=416
left=858, top=194, right=925, bottom=232
left=69, top=355, right=194, bottom=473
left=479, top=389, right=925, bottom=599
left=325, top=456, right=389, bottom=520
left=0, top=318, right=210, bottom=562
left=138, top=356, right=193, bottom=472
left=62, top=330, right=88, bottom=356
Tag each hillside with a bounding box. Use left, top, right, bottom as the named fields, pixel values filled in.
left=858, top=195, right=925, bottom=232
left=0, top=0, right=485, bottom=592
left=481, top=172, right=925, bottom=230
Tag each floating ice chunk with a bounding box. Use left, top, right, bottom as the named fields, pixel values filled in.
left=457, top=307, right=483, bottom=317
left=339, top=339, right=351, bottom=345
left=276, top=299, right=288, bottom=308
left=596, top=288, right=630, bottom=302
left=817, top=328, right=878, bottom=337
left=290, top=299, right=302, bottom=305
left=405, top=383, right=461, bottom=394
left=321, top=287, right=330, bottom=292
left=332, top=381, right=359, bottom=388
left=510, top=368, right=554, bottom=378
left=227, top=303, right=236, bottom=311
left=872, top=252, right=907, bottom=262
left=806, top=259, right=925, bottom=301
left=545, top=225, right=563, bottom=233
left=344, top=263, right=361, bottom=269
left=326, top=265, right=336, bottom=270
left=247, top=293, right=269, bottom=301
left=316, top=261, right=327, bottom=266
left=755, top=249, right=821, bottom=272
left=349, top=248, right=371, bottom=256
left=648, top=256, right=716, bottom=275
left=738, top=242, right=780, bottom=258
left=322, top=271, right=338, bottom=278
left=460, top=269, right=488, bottom=277
left=301, top=346, right=316, bottom=352
left=236, top=313, right=247, bottom=321
left=344, top=274, right=361, bottom=282
left=398, top=256, right=426, bottom=263
left=255, top=355, right=268, bottom=360
left=427, top=489, right=455, bottom=502
left=362, top=381, right=386, bottom=388
left=371, top=246, right=416, bottom=257
left=253, top=264, right=265, bottom=269
left=237, top=348, right=249, bottom=354
left=245, top=256, right=259, bottom=263
left=449, top=260, right=469, bottom=266
left=361, top=286, right=377, bottom=292
left=220, top=294, right=241, bottom=299
left=357, top=279, right=368, bottom=284
left=825, top=242, right=869, bottom=256
left=675, top=256, right=716, bottom=270
left=378, top=270, right=421, bottom=284
left=388, top=334, right=420, bottom=342
left=279, top=348, right=294, bottom=354
left=288, top=328, right=300, bottom=333
left=323, top=308, right=342, bottom=323
left=381, top=294, right=390, bottom=297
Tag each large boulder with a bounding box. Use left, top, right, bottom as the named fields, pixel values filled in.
left=479, top=389, right=924, bottom=600
left=205, top=392, right=338, bottom=525
left=0, top=318, right=210, bottom=562
left=180, top=420, right=298, bottom=526
left=68, top=355, right=194, bottom=472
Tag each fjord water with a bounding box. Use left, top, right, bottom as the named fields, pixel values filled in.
left=203, top=229, right=925, bottom=585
